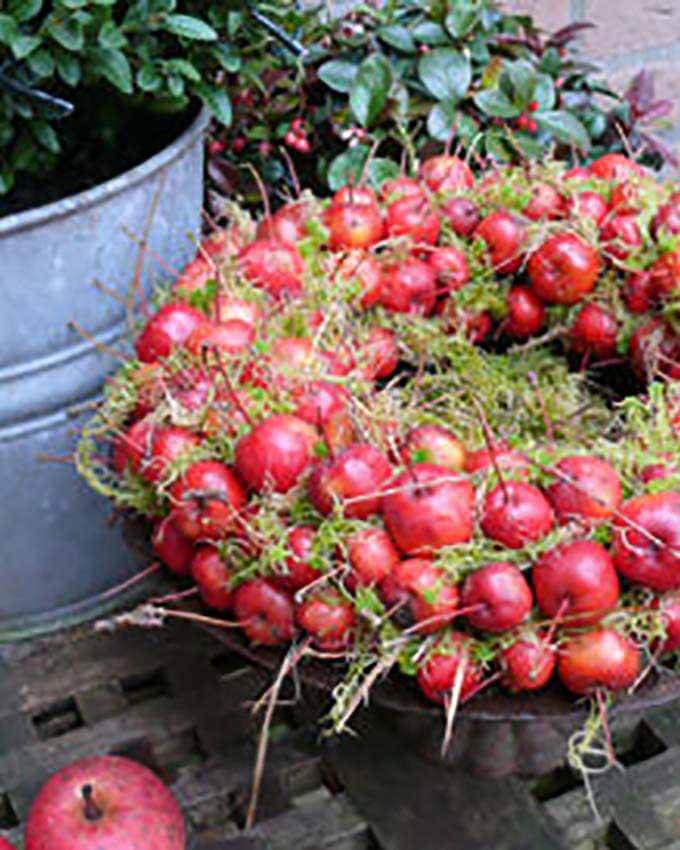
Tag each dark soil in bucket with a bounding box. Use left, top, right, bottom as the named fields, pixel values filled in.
left=0, top=88, right=199, bottom=218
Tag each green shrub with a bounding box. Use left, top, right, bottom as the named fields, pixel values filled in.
left=211, top=0, right=674, bottom=203
left=0, top=0, right=308, bottom=195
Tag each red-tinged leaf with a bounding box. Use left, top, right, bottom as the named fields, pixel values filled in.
left=546, top=21, right=595, bottom=48
left=624, top=70, right=655, bottom=109
left=638, top=99, right=673, bottom=123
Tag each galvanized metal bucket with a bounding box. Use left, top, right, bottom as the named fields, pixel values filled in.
left=0, top=107, right=208, bottom=640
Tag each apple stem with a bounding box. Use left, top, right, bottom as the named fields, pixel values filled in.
left=279, top=145, right=301, bottom=198
left=444, top=122, right=457, bottom=157
left=210, top=349, right=255, bottom=428
left=81, top=785, right=103, bottom=822
left=470, top=395, right=508, bottom=502
left=543, top=597, right=570, bottom=649
left=528, top=371, right=554, bottom=445
left=358, top=137, right=381, bottom=188
left=461, top=670, right=502, bottom=704
left=595, top=688, right=616, bottom=767
left=245, top=163, right=272, bottom=223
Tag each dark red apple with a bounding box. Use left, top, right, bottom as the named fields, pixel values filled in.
left=135, top=303, right=204, bottom=363
left=346, top=527, right=400, bottom=588
left=191, top=546, right=233, bottom=610
left=533, top=540, right=620, bottom=627
left=393, top=558, right=459, bottom=633
left=152, top=516, right=194, bottom=576
left=399, top=425, right=466, bottom=472
left=235, top=414, right=318, bottom=494
left=309, top=443, right=392, bottom=519
left=295, top=588, right=355, bottom=650
left=480, top=481, right=554, bottom=549
left=24, top=755, right=184, bottom=850
left=417, top=634, right=482, bottom=704
left=558, top=629, right=641, bottom=695
left=170, top=460, right=247, bottom=541
left=501, top=636, right=555, bottom=692
left=611, top=491, right=680, bottom=590
left=547, top=455, right=622, bottom=522
left=528, top=233, right=600, bottom=305
left=461, top=562, right=533, bottom=633
left=233, top=578, right=295, bottom=645
left=382, top=463, right=475, bottom=555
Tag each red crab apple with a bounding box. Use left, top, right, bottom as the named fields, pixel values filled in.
left=569, top=304, right=618, bottom=360
left=623, top=272, right=654, bottom=314
left=233, top=579, right=295, bottom=645
left=501, top=636, right=556, bottom=693
left=569, top=191, right=608, bottom=226
left=331, top=250, right=384, bottom=308
left=191, top=546, right=233, bottom=610
left=649, top=250, right=680, bottom=300
left=657, top=591, right=680, bottom=653
left=238, top=239, right=305, bottom=298
left=547, top=455, right=622, bottom=522
left=152, top=516, right=194, bottom=576
left=427, top=246, right=470, bottom=295
left=382, top=463, right=475, bottom=555
left=113, top=417, right=153, bottom=475
left=0, top=839, right=16, bottom=850
left=386, top=195, right=440, bottom=245
left=419, top=155, right=474, bottom=193
left=173, top=255, right=212, bottom=294
left=504, top=286, right=545, bottom=338
left=439, top=197, right=480, bottom=237
left=257, top=200, right=312, bottom=243
left=417, top=634, right=482, bottom=704
left=475, top=211, right=526, bottom=275
left=273, top=526, right=319, bottom=592
left=135, top=302, right=205, bottom=363
left=292, top=381, right=349, bottom=428
left=140, top=426, right=201, bottom=485
left=380, top=176, right=425, bottom=202
left=461, top=562, right=533, bottom=633
left=381, top=257, right=437, bottom=315
left=332, top=185, right=378, bottom=206
left=481, top=481, right=554, bottom=549
left=346, top=527, right=400, bottom=588
left=24, top=755, right=184, bottom=850
left=652, top=192, right=680, bottom=237
left=523, top=182, right=565, bottom=221
left=558, top=629, right=641, bottom=695
left=185, top=319, right=255, bottom=357
left=235, top=414, right=318, bottom=494
left=588, top=153, right=643, bottom=182
left=309, top=443, right=392, bottom=519
left=563, top=166, right=590, bottom=182
left=399, top=425, right=466, bottom=472
left=393, top=559, right=460, bottom=633
left=528, top=233, right=600, bottom=305
left=611, top=491, right=680, bottom=591
left=359, top=326, right=399, bottom=380
left=629, top=319, right=680, bottom=380
left=170, top=460, right=247, bottom=541
left=464, top=443, right=529, bottom=478
left=600, top=213, right=642, bottom=262
left=326, top=197, right=384, bottom=251
left=533, top=540, right=620, bottom=627
left=296, top=588, right=356, bottom=650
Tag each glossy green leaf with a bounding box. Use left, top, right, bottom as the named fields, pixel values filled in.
left=318, top=59, right=357, bottom=94
left=349, top=54, right=391, bottom=128
left=418, top=48, right=471, bottom=100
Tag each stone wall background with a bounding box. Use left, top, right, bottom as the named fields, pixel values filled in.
left=502, top=0, right=680, bottom=159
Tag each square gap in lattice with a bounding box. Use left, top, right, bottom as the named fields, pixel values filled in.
left=31, top=696, right=85, bottom=740
left=120, top=667, right=171, bottom=705
left=605, top=821, right=638, bottom=850
left=617, top=719, right=667, bottom=767
left=530, top=764, right=582, bottom=802
left=0, top=791, right=19, bottom=828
